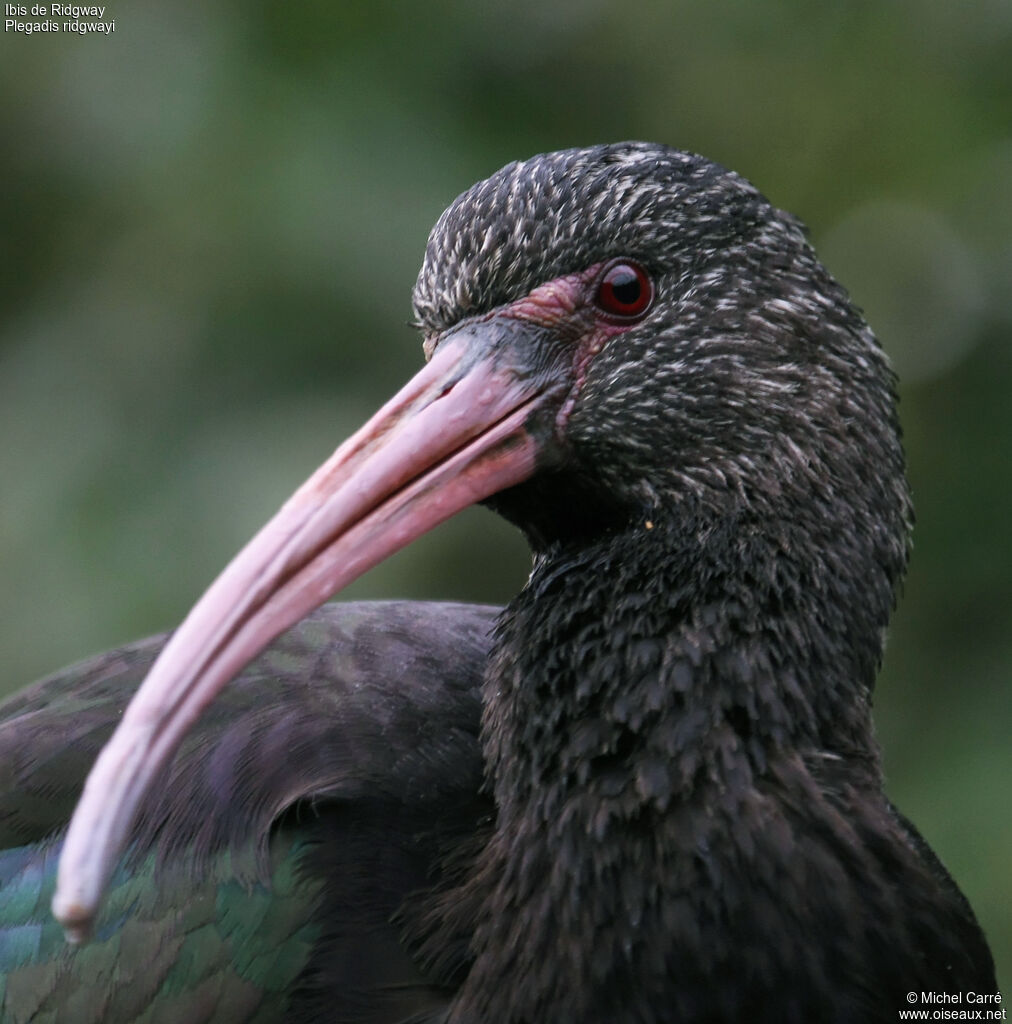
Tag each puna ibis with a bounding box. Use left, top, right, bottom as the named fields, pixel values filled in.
left=0, top=143, right=996, bottom=1022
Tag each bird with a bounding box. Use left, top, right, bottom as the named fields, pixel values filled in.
left=0, top=142, right=996, bottom=1023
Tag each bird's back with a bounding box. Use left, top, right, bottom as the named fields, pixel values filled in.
left=0, top=601, right=497, bottom=1024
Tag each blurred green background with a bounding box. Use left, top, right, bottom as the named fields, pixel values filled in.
left=2, top=0, right=1009, bottom=994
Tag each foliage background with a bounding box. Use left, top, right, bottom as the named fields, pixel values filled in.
left=2, top=0, right=1009, bottom=993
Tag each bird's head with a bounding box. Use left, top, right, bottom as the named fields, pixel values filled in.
left=414, top=143, right=910, bottom=559
left=53, top=142, right=911, bottom=940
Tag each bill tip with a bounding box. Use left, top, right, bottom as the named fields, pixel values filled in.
left=52, top=892, right=95, bottom=945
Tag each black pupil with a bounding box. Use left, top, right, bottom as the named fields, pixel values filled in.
left=609, top=268, right=640, bottom=306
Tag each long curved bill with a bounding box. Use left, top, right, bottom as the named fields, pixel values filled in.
left=53, top=321, right=561, bottom=941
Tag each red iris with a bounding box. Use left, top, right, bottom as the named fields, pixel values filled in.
left=594, top=260, right=654, bottom=320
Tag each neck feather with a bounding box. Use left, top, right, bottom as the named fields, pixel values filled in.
left=443, top=506, right=919, bottom=1021
left=483, top=507, right=886, bottom=820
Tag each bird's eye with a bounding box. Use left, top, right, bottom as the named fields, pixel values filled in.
left=594, top=260, right=654, bottom=320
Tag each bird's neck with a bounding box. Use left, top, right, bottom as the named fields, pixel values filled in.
left=484, top=508, right=883, bottom=812
left=458, top=507, right=891, bottom=1019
